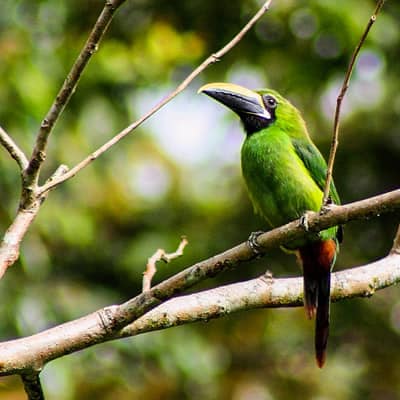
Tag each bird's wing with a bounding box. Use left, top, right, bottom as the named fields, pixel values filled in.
left=292, top=139, right=340, bottom=206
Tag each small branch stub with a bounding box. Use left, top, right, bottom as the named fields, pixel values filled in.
left=142, top=236, right=188, bottom=292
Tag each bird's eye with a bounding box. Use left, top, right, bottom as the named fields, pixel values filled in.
left=263, top=95, right=277, bottom=109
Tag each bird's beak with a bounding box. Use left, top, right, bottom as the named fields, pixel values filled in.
left=198, top=82, right=271, bottom=120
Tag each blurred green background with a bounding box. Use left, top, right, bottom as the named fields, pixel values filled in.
left=0, top=0, right=399, bottom=398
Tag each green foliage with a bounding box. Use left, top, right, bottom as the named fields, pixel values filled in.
left=0, top=0, right=399, bottom=398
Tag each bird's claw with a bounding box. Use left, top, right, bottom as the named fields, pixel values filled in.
left=247, top=230, right=266, bottom=257
left=300, top=212, right=311, bottom=232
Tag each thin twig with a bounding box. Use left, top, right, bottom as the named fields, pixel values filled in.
left=24, top=0, right=127, bottom=186
left=37, top=0, right=273, bottom=196
left=0, top=125, right=29, bottom=170
left=390, top=225, right=400, bottom=255
left=143, top=237, right=188, bottom=292
left=21, top=372, right=45, bottom=400
left=322, top=0, right=386, bottom=206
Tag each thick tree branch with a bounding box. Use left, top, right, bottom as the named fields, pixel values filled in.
left=109, top=189, right=400, bottom=330
left=322, top=0, right=385, bottom=205
left=0, top=125, right=29, bottom=170
left=0, top=190, right=399, bottom=376
left=24, top=0, right=127, bottom=186
left=0, top=252, right=398, bottom=377
left=123, top=252, right=400, bottom=337
left=37, top=0, right=273, bottom=195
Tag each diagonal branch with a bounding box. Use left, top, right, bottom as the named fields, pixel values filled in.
left=37, top=0, right=274, bottom=196
left=322, top=0, right=386, bottom=206
left=24, top=0, right=127, bottom=186
left=122, top=252, right=400, bottom=337
left=0, top=125, right=29, bottom=170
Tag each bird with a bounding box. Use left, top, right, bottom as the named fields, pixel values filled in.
left=198, top=82, right=342, bottom=368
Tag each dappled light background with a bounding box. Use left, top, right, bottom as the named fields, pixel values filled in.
left=0, top=0, right=399, bottom=398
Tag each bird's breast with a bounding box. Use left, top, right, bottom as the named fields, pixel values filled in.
left=241, top=130, right=323, bottom=228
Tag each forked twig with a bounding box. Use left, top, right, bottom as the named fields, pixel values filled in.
left=322, top=0, right=386, bottom=206
left=143, top=236, right=188, bottom=292
left=38, top=0, right=273, bottom=195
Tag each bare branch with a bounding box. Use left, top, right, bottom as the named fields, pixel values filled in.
left=37, top=0, right=274, bottom=195
left=0, top=125, right=29, bottom=170
left=110, top=189, right=400, bottom=329
left=123, top=252, right=400, bottom=336
left=24, top=0, right=127, bottom=185
left=143, top=236, right=188, bottom=292
left=322, top=0, right=386, bottom=206
left=0, top=252, right=399, bottom=376
left=21, top=372, right=45, bottom=400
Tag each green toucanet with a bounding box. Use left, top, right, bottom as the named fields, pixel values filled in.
left=199, top=82, right=341, bottom=368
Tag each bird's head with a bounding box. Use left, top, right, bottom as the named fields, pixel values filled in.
left=198, top=82, right=305, bottom=136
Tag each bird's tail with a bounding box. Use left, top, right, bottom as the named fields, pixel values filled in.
left=299, top=239, right=337, bottom=368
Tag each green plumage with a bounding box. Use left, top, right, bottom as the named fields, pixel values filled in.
left=241, top=89, right=339, bottom=248
left=199, top=82, right=342, bottom=367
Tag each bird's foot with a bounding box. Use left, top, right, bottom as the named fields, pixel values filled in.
left=299, top=211, right=314, bottom=232
left=247, top=230, right=266, bottom=257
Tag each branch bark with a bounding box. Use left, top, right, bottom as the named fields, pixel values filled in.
left=0, top=190, right=399, bottom=376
